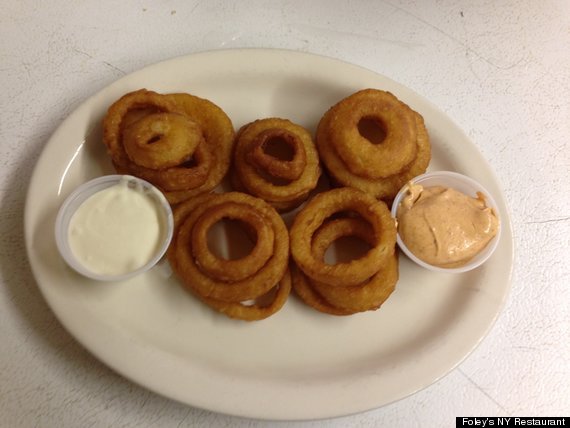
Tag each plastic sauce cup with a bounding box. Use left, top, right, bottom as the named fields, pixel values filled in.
left=55, top=175, right=174, bottom=281
left=390, top=171, right=501, bottom=273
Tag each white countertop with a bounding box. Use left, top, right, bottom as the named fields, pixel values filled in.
left=1, top=1, right=568, bottom=426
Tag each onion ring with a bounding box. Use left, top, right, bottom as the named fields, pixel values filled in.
left=291, top=264, right=353, bottom=316
left=120, top=142, right=213, bottom=191
left=232, top=118, right=321, bottom=211
left=317, top=105, right=431, bottom=202
left=122, top=112, right=202, bottom=170
left=290, top=187, right=396, bottom=287
left=163, top=93, right=234, bottom=203
left=103, top=89, right=184, bottom=168
left=247, top=128, right=307, bottom=181
left=230, top=169, right=311, bottom=212
left=196, top=269, right=291, bottom=321
left=103, top=89, right=234, bottom=204
left=190, top=201, right=275, bottom=282
left=310, top=218, right=398, bottom=312
left=168, top=192, right=289, bottom=305
left=326, top=89, right=418, bottom=179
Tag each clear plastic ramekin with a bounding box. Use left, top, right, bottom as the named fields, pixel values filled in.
left=390, top=171, right=501, bottom=273
left=55, top=175, right=174, bottom=281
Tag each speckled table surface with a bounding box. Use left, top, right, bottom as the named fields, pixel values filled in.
left=1, top=1, right=568, bottom=427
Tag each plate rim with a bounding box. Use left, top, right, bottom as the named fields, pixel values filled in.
left=24, top=48, right=514, bottom=420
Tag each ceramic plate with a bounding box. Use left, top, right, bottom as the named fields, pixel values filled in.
left=25, top=49, right=513, bottom=420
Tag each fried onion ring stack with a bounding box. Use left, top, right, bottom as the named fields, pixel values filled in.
left=232, top=118, right=321, bottom=212
left=316, top=89, right=431, bottom=202
left=290, top=187, right=398, bottom=315
left=168, top=192, right=291, bottom=320
left=103, top=89, right=234, bottom=204
left=99, top=86, right=426, bottom=321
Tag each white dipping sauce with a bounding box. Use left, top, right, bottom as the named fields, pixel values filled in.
left=68, top=179, right=163, bottom=276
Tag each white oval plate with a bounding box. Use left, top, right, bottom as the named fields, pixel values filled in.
left=25, top=49, right=513, bottom=421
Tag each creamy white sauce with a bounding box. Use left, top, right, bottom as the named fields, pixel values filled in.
left=68, top=179, right=163, bottom=276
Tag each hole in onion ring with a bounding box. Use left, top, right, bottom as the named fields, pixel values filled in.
left=147, top=135, right=163, bottom=145
left=358, top=117, right=387, bottom=145
left=240, top=285, right=279, bottom=307
left=206, top=218, right=256, bottom=261
left=328, top=210, right=364, bottom=221
left=262, top=136, right=295, bottom=161
left=324, top=235, right=372, bottom=265
left=253, top=284, right=279, bottom=306
left=178, top=157, right=198, bottom=168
